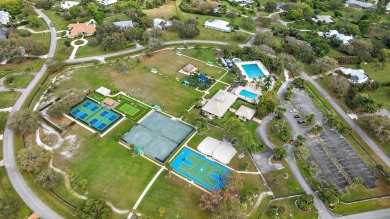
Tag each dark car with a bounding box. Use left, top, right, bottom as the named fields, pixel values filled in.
left=297, top=120, right=306, bottom=124
left=294, top=115, right=300, bottom=118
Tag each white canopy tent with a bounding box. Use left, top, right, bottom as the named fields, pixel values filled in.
left=197, top=137, right=237, bottom=164
left=95, top=86, right=111, bottom=96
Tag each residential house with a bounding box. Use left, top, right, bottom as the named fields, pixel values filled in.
left=339, top=67, right=370, bottom=84
left=113, top=20, right=133, bottom=29
left=323, top=30, right=354, bottom=45
left=202, top=90, right=238, bottom=118
left=235, top=105, right=256, bottom=121
left=153, top=18, right=172, bottom=29
left=204, top=19, right=232, bottom=33
left=61, top=1, right=80, bottom=10
left=312, top=15, right=334, bottom=24
left=345, top=0, right=373, bottom=8
left=0, top=10, right=10, bottom=25
left=67, top=20, right=96, bottom=38
left=98, top=0, right=118, bottom=6
left=0, top=27, right=9, bottom=39
left=178, top=64, right=198, bottom=75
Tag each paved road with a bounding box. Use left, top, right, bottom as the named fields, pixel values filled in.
left=3, top=8, right=63, bottom=219
left=301, top=71, right=390, bottom=167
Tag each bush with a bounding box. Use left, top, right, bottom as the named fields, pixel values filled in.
left=64, top=41, right=71, bottom=47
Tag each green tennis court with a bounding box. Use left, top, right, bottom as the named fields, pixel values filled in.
left=115, top=95, right=151, bottom=121
left=119, top=103, right=140, bottom=117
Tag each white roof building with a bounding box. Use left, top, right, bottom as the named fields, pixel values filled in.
left=339, top=67, right=370, bottom=84
left=202, top=90, right=238, bottom=118
left=98, top=0, right=118, bottom=6
left=346, top=0, right=373, bottom=8
left=61, top=1, right=80, bottom=10
left=153, top=18, right=172, bottom=29
left=323, top=30, right=354, bottom=45
left=197, top=137, right=237, bottom=164
left=386, top=3, right=390, bottom=13
left=113, top=20, right=133, bottom=29
left=95, top=86, right=111, bottom=96
left=0, top=10, right=10, bottom=25
left=204, top=19, right=232, bottom=33
left=312, top=15, right=334, bottom=24
left=235, top=105, right=256, bottom=121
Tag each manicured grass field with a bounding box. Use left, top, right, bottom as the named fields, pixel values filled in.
left=232, top=99, right=256, bottom=110
left=334, top=197, right=390, bottom=215
left=43, top=10, right=71, bottom=30
left=180, top=48, right=221, bottom=64
left=51, top=50, right=205, bottom=117
left=261, top=197, right=318, bottom=219
left=52, top=123, right=160, bottom=209
left=89, top=92, right=105, bottom=102
left=4, top=75, right=34, bottom=88
left=0, top=59, right=45, bottom=73
left=0, top=112, right=9, bottom=134
left=263, top=160, right=304, bottom=197
left=204, top=82, right=228, bottom=99
left=75, top=41, right=136, bottom=58
left=114, top=94, right=151, bottom=121
left=0, top=91, right=21, bottom=108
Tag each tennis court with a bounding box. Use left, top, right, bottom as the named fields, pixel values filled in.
left=70, top=98, right=122, bottom=132
left=115, top=95, right=151, bottom=121
left=121, top=111, right=194, bottom=162
left=171, top=148, right=230, bottom=190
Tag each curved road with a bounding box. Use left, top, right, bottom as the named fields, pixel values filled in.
left=3, top=8, right=63, bottom=219
left=301, top=72, right=390, bottom=167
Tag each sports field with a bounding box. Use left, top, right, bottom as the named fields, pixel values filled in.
left=115, top=95, right=151, bottom=121
left=69, top=98, right=121, bottom=132
left=171, top=148, right=229, bottom=190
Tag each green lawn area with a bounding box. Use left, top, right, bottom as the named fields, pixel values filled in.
left=0, top=58, right=45, bottom=73
left=267, top=118, right=288, bottom=147
left=180, top=47, right=222, bottom=65
left=27, top=17, right=48, bottom=32
left=367, top=86, right=390, bottom=111
left=75, top=41, right=136, bottom=58
left=55, top=39, right=73, bottom=60
left=49, top=50, right=205, bottom=117
left=220, top=71, right=233, bottom=84
left=334, top=197, right=390, bottom=216
left=30, top=32, right=51, bottom=50
left=260, top=197, right=318, bottom=219
left=4, top=75, right=34, bottom=88
left=0, top=91, right=21, bottom=108
left=204, top=82, right=228, bottom=99
left=263, top=160, right=304, bottom=197
left=0, top=112, right=9, bottom=134
left=52, top=122, right=160, bottom=209
left=232, top=99, right=256, bottom=110
left=43, top=10, right=71, bottom=30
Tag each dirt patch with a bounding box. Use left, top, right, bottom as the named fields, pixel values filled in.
left=60, top=135, right=80, bottom=159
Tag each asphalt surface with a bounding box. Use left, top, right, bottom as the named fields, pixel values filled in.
left=2, top=8, right=63, bottom=219
left=301, top=71, right=390, bottom=167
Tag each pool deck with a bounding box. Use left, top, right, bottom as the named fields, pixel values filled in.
left=233, top=85, right=261, bottom=103
left=235, top=60, right=270, bottom=82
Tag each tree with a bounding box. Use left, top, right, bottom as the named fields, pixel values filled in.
left=294, top=146, right=310, bottom=160
left=115, top=61, right=129, bottom=74
left=77, top=198, right=111, bottom=219
left=329, top=75, right=350, bottom=98
left=17, top=146, right=51, bottom=173
left=8, top=110, right=40, bottom=135
left=256, top=91, right=279, bottom=118
left=361, top=116, right=390, bottom=143
left=292, top=78, right=305, bottom=89
left=258, top=44, right=275, bottom=55
left=305, top=114, right=315, bottom=125
left=230, top=66, right=241, bottom=75
left=28, top=15, right=41, bottom=28
left=101, top=32, right=127, bottom=51
left=351, top=177, right=363, bottom=189
left=33, top=0, right=53, bottom=10
left=253, top=31, right=275, bottom=47
left=275, top=107, right=286, bottom=119
left=358, top=20, right=371, bottom=34
left=0, top=197, right=19, bottom=218
left=196, top=118, right=209, bottom=133
left=178, top=18, right=200, bottom=39
left=47, top=58, right=66, bottom=73
left=273, top=147, right=287, bottom=160
left=145, top=37, right=163, bottom=56
left=326, top=113, right=340, bottom=129
left=311, top=57, right=338, bottom=74
left=48, top=89, right=87, bottom=118
left=354, top=93, right=378, bottom=113
left=265, top=0, right=277, bottom=12
left=267, top=205, right=286, bottom=218
left=304, top=161, right=319, bottom=177
left=199, top=189, right=224, bottom=212
left=296, top=194, right=314, bottom=211
left=241, top=17, right=255, bottom=30
left=35, top=169, right=60, bottom=190
left=0, top=0, right=22, bottom=14
left=309, top=125, right=323, bottom=135
left=318, top=181, right=342, bottom=208
left=69, top=5, right=81, bottom=18
left=295, top=135, right=306, bottom=146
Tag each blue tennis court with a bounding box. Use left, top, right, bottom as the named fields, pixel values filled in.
left=171, top=148, right=230, bottom=190
left=69, top=98, right=122, bottom=132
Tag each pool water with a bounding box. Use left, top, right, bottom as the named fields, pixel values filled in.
left=242, top=64, right=265, bottom=78
left=239, top=90, right=258, bottom=99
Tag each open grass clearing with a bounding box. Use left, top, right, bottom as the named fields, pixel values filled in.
left=52, top=122, right=160, bottom=209
left=260, top=197, right=318, bottom=219
left=55, top=39, right=73, bottom=60
left=27, top=17, right=48, bottom=32
left=0, top=112, right=9, bottom=134
left=232, top=99, right=256, bottom=110
left=0, top=58, right=45, bottom=73
left=180, top=47, right=222, bottom=65
left=4, top=75, right=34, bottom=88
left=267, top=118, right=288, bottom=148
left=75, top=41, right=136, bottom=58
left=204, top=82, right=228, bottom=99
left=30, top=32, right=51, bottom=50
left=263, top=160, right=304, bottom=197
left=43, top=10, right=71, bottom=30
left=0, top=91, right=21, bottom=108
left=334, top=197, right=390, bottom=216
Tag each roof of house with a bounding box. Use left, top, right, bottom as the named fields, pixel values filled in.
left=339, top=67, right=369, bottom=83
left=0, top=10, right=10, bottom=25
left=181, top=64, right=196, bottom=72
left=204, top=19, right=232, bottom=32
left=113, top=20, right=133, bottom=29
left=197, top=137, right=237, bottom=164
left=202, top=90, right=238, bottom=117
left=67, top=21, right=96, bottom=38
left=103, top=97, right=116, bottom=106
left=325, top=30, right=353, bottom=44
left=0, top=27, right=9, bottom=39
left=95, top=86, right=111, bottom=96
left=312, top=15, right=334, bottom=24
left=346, top=0, right=373, bottom=8
left=235, top=105, right=256, bottom=120
left=99, top=0, right=118, bottom=6
left=153, top=18, right=172, bottom=29
left=61, top=1, right=80, bottom=9
left=27, top=213, right=39, bottom=219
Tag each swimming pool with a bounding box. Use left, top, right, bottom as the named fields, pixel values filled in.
left=239, top=90, right=258, bottom=99
left=241, top=64, right=265, bottom=79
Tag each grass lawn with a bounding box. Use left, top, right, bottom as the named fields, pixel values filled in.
left=50, top=50, right=206, bottom=117
left=55, top=39, right=73, bottom=60
left=267, top=118, right=288, bottom=147
left=334, top=197, right=390, bottom=215
left=137, top=172, right=209, bottom=218
left=180, top=47, right=222, bottom=65
left=52, top=122, right=160, bottom=209
left=4, top=75, right=34, bottom=88
left=0, top=59, right=45, bottom=73
left=0, top=91, right=21, bottom=108
left=75, top=41, right=136, bottom=58
left=261, top=197, right=318, bottom=219
left=220, top=72, right=233, bottom=84
left=30, top=32, right=51, bottom=50
left=187, top=125, right=226, bottom=147
left=232, top=99, right=256, bottom=110
left=367, top=86, right=390, bottom=111
left=27, top=17, right=48, bottom=32
left=204, top=82, right=228, bottom=99
left=43, top=10, right=71, bottom=30
left=0, top=112, right=9, bottom=134
left=263, top=160, right=304, bottom=197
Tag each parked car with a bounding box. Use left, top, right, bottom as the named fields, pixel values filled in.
left=294, top=115, right=300, bottom=118
left=297, top=120, right=306, bottom=124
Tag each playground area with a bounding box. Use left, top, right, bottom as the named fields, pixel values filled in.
left=121, top=111, right=194, bottom=162
left=114, top=95, right=151, bottom=121
left=171, top=148, right=230, bottom=190
left=69, top=98, right=121, bottom=132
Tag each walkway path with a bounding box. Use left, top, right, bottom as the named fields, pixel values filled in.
left=69, top=38, right=88, bottom=60
left=0, top=78, right=25, bottom=92
left=0, top=107, right=12, bottom=112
